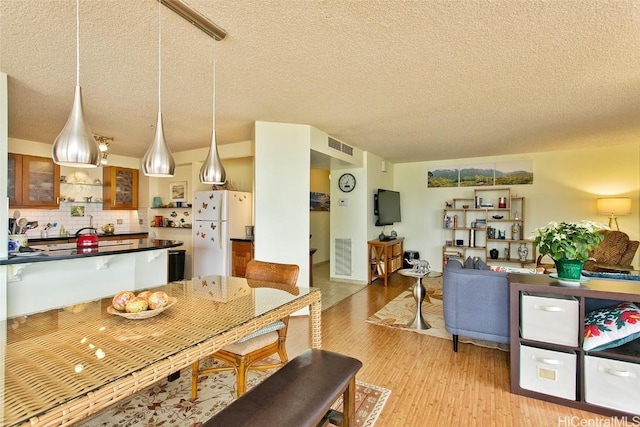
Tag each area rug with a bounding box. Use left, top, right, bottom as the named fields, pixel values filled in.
left=366, top=282, right=509, bottom=351
left=79, top=359, right=390, bottom=427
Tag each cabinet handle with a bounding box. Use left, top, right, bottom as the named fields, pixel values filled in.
left=534, top=304, right=564, bottom=312
left=533, top=356, right=561, bottom=365
left=605, top=368, right=632, bottom=377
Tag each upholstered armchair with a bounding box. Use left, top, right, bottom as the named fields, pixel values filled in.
left=583, top=230, right=638, bottom=273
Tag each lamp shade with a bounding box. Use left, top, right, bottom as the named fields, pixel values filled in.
left=597, top=198, right=632, bottom=216
left=199, top=130, right=226, bottom=184
left=142, top=112, right=176, bottom=177
left=52, top=85, right=101, bottom=168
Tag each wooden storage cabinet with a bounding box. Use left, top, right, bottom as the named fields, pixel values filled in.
left=231, top=240, right=254, bottom=277
left=103, top=166, right=138, bottom=210
left=8, top=154, right=60, bottom=208
left=442, top=188, right=535, bottom=266
left=509, top=274, right=640, bottom=418
left=368, top=237, right=404, bottom=286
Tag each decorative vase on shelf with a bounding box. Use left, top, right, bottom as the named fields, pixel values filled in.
left=489, top=248, right=499, bottom=259
left=517, top=243, right=528, bottom=262
left=553, top=258, right=584, bottom=281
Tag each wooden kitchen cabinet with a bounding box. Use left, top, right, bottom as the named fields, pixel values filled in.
left=9, top=153, right=60, bottom=208
left=231, top=239, right=254, bottom=277
left=102, top=166, right=138, bottom=210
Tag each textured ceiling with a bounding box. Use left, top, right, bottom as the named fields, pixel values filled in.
left=2, top=0, right=640, bottom=165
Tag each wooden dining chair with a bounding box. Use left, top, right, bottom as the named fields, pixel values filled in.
left=191, top=259, right=300, bottom=399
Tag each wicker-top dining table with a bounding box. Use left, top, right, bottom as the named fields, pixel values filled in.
left=2, top=275, right=322, bottom=426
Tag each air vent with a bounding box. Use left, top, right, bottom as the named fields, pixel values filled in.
left=327, top=136, right=354, bottom=157
left=335, top=238, right=352, bottom=276
left=341, top=144, right=353, bottom=156
left=328, top=137, right=341, bottom=151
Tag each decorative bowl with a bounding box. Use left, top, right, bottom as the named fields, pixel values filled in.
left=107, top=297, right=177, bottom=320
left=492, top=215, right=504, bottom=219
left=462, top=205, right=470, bottom=209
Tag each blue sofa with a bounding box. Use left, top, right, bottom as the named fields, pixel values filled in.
left=443, top=259, right=510, bottom=352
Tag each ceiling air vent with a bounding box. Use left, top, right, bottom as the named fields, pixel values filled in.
left=341, top=144, right=353, bottom=156
left=327, top=136, right=354, bottom=157
left=328, top=137, right=341, bottom=151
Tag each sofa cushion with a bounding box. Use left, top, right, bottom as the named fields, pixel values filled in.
left=474, top=258, right=490, bottom=270
left=464, top=256, right=475, bottom=269
left=583, top=302, right=640, bottom=351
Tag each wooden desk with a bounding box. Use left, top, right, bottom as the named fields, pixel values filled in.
left=3, top=277, right=322, bottom=426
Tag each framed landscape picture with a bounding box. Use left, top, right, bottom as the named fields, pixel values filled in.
left=427, top=167, right=459, bottom=187
left=460, top=163, right=494, bottom=187
left=170, top=181, right=187, bottom=201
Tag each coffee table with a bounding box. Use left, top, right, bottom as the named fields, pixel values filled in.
left=398, top=268, right=442, bottom=330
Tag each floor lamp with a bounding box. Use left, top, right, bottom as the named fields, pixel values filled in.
left=597, top=197, right=631, bottom=231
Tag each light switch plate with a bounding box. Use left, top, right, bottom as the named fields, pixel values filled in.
left=339, top=198, right=348, bottom=206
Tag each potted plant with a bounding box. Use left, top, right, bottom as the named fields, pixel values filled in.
left=531, top=220, right=607, bottom=280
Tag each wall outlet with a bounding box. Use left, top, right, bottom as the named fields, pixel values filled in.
left=117, top=219, right=123, bottom=225
left=139, top=219, right=143, bottom=225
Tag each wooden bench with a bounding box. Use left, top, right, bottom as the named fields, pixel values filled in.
left=202, top=349, right=363, bottom=427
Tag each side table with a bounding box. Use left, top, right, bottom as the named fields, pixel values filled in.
left=398, top=268, right=441, bottom=330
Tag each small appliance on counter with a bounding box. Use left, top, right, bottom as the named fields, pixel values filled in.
left=101, top=223, right=115, bottom=234
left=76, top=227, right=99, bottom=250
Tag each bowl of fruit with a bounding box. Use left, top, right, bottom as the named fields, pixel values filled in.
left=107, top=290, right=177, bottom=319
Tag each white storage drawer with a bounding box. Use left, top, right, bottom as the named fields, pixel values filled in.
left=521, top=293, right=579, bottom=346
left=585, top=356, right=640, bottom=415
left=520, top=344, right=576, bottom=400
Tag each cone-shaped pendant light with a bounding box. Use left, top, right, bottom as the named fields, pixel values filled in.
left=52, top=0, right=100, bottom=168
left=142, top=0, right=175, bottom=177
left=143, top=111, right=175, bottom=177
left=200, top=35, right=226, bottom=184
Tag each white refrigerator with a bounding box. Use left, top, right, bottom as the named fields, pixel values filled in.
left=192, top=190, right=252, bottom=277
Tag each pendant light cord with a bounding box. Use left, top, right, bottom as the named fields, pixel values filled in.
left=158, top=0, right=162, bottom=113
left=76, top=0, right=80, bottom=86
left=211, top=37, right=216, bottom=132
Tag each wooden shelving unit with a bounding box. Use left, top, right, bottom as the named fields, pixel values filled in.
left=442, top=188, right=535, bottom=266
left=368, top=237, right=404, bottom=286
left=509, top=273, right=640, bottom=418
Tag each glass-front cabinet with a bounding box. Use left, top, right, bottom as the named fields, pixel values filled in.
left=103, top=166, right=138, bottom=210
left=8, top=153, right=60, bottom=208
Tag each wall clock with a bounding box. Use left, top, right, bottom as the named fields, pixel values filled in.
left=338, top=173, right=356, bottom=193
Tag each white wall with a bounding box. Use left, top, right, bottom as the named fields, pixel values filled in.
left=1, top=72, right=8, bottom=321
left=0, top=72, right=6, bottom=423
left=330, top=163, right=368, bottom=282
left=254, top=121, right=311, bottom=287
left=393, top=143, right=640, bottom=271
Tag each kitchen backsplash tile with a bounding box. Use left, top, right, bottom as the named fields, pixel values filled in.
left=9, top=204, right=148, bottom=238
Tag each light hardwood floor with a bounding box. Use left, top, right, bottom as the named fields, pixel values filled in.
left=288, top=270, right=616, bottom=426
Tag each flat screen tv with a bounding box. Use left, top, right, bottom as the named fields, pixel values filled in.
left=374, top=189, right=401, bottom=226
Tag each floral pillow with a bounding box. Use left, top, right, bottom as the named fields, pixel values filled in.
left=583, top=302, right=640, bottom=351
left=489, top=265, right=545, bottom=274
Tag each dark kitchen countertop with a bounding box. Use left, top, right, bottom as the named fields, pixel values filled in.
left=0, top=238, right=183, bottom=265
left=230, top=236, right=254, bottom=242
left=27, top=231, right=149, bottom=245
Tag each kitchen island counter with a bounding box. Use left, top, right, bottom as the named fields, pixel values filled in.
left=0, top=238, right=183, bottom=265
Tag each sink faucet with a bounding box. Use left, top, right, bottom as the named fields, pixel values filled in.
left=89, top=215, right=94, bottom=229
